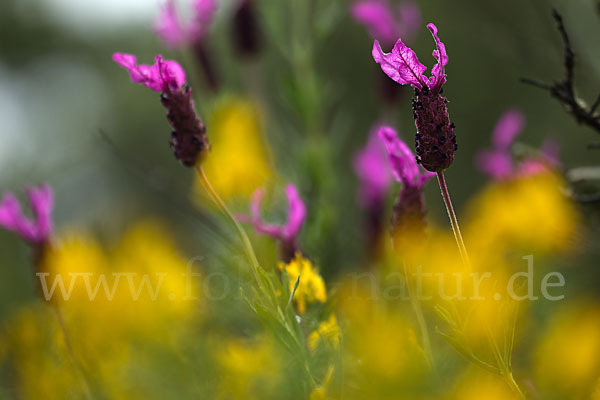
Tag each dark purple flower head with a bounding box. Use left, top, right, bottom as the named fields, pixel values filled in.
left=372, top=23, right=455, bottom=172
left=113, top=53, right=186, bottom=93
left=0, top=184, right=53, bottom=245
left=154, top=0, right=217, bottom=49
left=372, top=23, right=447, bottom=93
left=353, top=126, right=394, bottom=208
left=113, top=53, right=209, bottom=167
left=351, top=0, right=421, bottom=47
left=238, top=184, right=306, bottom=260
left=476, top=109, right=559, bottom=179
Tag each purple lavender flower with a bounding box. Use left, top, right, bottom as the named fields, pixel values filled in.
left=154, top=0, right=217, bottom=49
left=354, top=126, right=394, bottom=208
left=238, top=184, right=306, bottom=261
left=0, top=184, right=53, bottom=245
left=113, top=53, right=209, bottom=167
left=351, top=0, right=421, bottom=47
left=378, top=126, right=434, bottom=249
left=372, top=23, right=456, bottom=172
left=476, top=109, right=559, bottom=179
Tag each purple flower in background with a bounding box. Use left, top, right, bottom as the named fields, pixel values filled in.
left=372, top=23, right=456, bottom=172
left=476, top=109, right=525, bottom=179
left=351, top=0, right=421, bottom=46
left=476, top=109, right=559, bottom=179
left=113, top=53, right=186, bottom=92
left=377, top=126, right=434, bottom=250
left=154, top=0, right=217, bottom=48
left=0, top=184, right=53, bottom=245
left=238, top=184, right=306, bottom=261
left=113, top=53, right=208, bottom=166
left=378, top=126, right=435, bottom=188
left=353, top=126, right=394, bottom=208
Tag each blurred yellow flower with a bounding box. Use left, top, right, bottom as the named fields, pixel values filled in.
left=217, top=335, right=282, bottom=400
left=465, top=173, right=579, bottom=254
left=278, top=253, right=326, bottom=313
left=448, top=370, right=518, bottom=400
left=308, top=314, right=340, bottom=351
left=533, top=303, right=600, bottom=398
left=195, top=97, right=273, bottom=202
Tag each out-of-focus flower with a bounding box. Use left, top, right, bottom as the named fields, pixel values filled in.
left=4, top=219, right=202, bottom=399
left=194, top=98, right=273, bottom=200
left=373, top=24, right=456, bottom=172
left=308, top=315, right=340, bottom=352
left=278, top=253, right=326, bottom=313
left=232, top=0, right=262, bottom=57
left=476, top=109, right=559, bottom=179
left=354, top=126, right=394, bottom=208
left=449, top=370, right=517, bottom=400
left=154, top=0, right=217, bottom=48
left=533, top=303, right=600, bottom=398
left=353, top=126, right=394, bottom=258
left=336, top=282, right=429, bottom=396
left=239, top=184, right=306, bottom=260
left=309, top=366, right=335, bottom=400
left=0, top=184, right=53, bottom=245
left=113, top=53, right=209, bottom=166
left=217, top=335, right=283, bottom=400
left=464, top=173, right=579, bottom=253
left=378, top=126, right=434, bottom=251
left=351, top=0, right=421, bottom=46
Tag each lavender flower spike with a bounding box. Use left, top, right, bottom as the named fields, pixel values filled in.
left=373, top=23, right=455, bottom=172
left=154, top=0, right=217, bottom=48
left=238, top=184, right=307, bottom=261
left=377, top=127, right=434, bottom=250
left=0, top=184, right=53, bottom=245
left=113, top=53, right=209, bottom=167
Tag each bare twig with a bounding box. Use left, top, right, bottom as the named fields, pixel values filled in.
left=521, top=9, right=600, bottom=134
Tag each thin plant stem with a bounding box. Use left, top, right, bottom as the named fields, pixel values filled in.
left=54, top=307, right=94, bottom=400
left=437, top=171, right=526, bottom=399
left=436, top=171, right=471, bottom=269
left=195, top=166, right=262, bottom=284
left=402, top=261, right=433, bottom=368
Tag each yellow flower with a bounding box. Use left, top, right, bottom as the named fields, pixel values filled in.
left=308, top=314, right=340, bottom=351
left=278, top=253, right=326, bottom=313
left=465, top=172, right=579, bottom=254
left=195, top=97, right=273, bottom=202
left=533, top=302, right=600, bottom=398
left=217, top=335, right=282, bottom=400
left=449, top=370, right=518, bottom=400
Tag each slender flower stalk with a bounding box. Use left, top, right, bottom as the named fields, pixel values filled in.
left=436, top=171, right=470, bottom=268
left=195, top=166, right=262, bottom=284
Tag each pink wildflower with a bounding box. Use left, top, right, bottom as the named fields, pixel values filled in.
left=351, top=0, right=421, bottom=46
left=0, top=184, right=53, bottom=245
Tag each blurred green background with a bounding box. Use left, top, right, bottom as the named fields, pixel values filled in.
left=1, top=0, right=600, bottom=322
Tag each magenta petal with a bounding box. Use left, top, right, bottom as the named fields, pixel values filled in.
left=377, top=126, right=419, bottom=185
left=353, top=127, right=394, bottom=207
left=26, top=184, right=53, bottom=242
left=154, top=0, right=188, bottom=48
left=158, top=58, right=186, bottom=91
left=248, top=188, right=283, bottom=238
left=191, top=0, right=217, bottom=38
left=476, top=150, right=514, bottom=179
left=492, top=109, right=525, bottom=150
left=372, top=39, right=426, bottom=89
left=427, top=23, right=448, bottom=91
left=282, top=184, right=306, bottom=240
left=0, top=193, right=38, bottom=243
left=351, top=0, right=398, bottom=45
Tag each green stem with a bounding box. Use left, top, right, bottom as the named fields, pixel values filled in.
left=54, top=307, right=94, bottom=400
left=196, top=166, right=262, bottom=285
left=403, top=261, right=433, bottom=367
